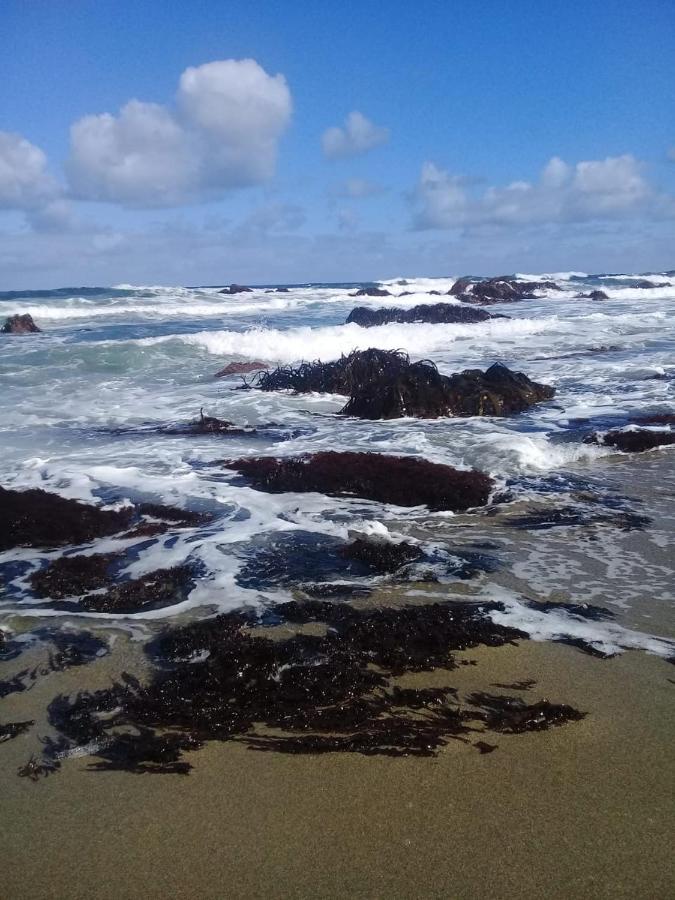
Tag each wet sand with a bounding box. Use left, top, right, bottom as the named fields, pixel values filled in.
left=1, top=633, right=673, bottom=899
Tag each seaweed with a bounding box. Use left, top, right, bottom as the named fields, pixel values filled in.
left=78, top=565, right=195, bottom=614
left=340, top=537, right=423, bottom=573
left=254, top=351, right=554, bottom=420
left=30, top=554, right=117, bottom=599
left=0, top=719, right=34, bottom=743
left=226, top=451, right=493, bottom=511
left=467, top=692, right=586, bottom=733
left=0, top=486, right=133, bottom=551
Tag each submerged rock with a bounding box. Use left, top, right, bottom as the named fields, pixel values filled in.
left=576, top=290, right=609, bottom=300
left=449, top=276, right=558, bottom=305
left=340, top=537, right=423, bottom=573
left=255, top=350, right=554, bottom=420
left=78, top=566, right=194, bottom=614
left=219, top=284, right=253, bottom=294
left=213, top=361, right=268, bottom=377
left=0, top=487, right=133, bottom=551
left=1, top=313, right=41, bottom=334
left=226, top=451, right=493, bottom=511
left=345, top=303, right=494, bottom=327
left=189, top=409, right=239, bottom=434
left=349, top=286, right=392, bottom=297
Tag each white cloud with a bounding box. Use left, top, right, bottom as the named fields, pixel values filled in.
left=322, top=111, right=388, bottom=159
left=413, top=154, right=667, bottom=229
left=0, top=131, right=60, bottom=210
left=67, top=59, right=292, bottom=207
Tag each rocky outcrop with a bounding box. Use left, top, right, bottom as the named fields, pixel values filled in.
left=226, top=451, right=493, bottom=511
left=255, top=350, right=555, bottom=420
left=349, top=287, right=392, bottom=297
left=214, top=361, right=268, bottom=377
left=449, top=277, right=559, bottom=305
left=345, top=303, right=495, bottom=327
left=1, top=314, right=41, bottom=334
left=219, top=284, right=253, bottom=294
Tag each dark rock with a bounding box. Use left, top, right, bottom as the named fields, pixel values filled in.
left=225, top=451, right=493, bottom=511
left=256, top=350, right=554, bottom=420
left=633, top=413, right=675, bottom=427
left=449, top=276, right=558, bottom=305
left=345, top=303, right=494, bottom=327
left=219, top=284, right=253, bottom=294
left=349, top=287, right=392, bottom=297
left=0, top=487, right=133, bottom=551
left=1, top=314, right=41, bottom=334
left=213, top=361, right=268, bottom=378
left=632, top=279, right=656, bottom=289
left=585, top=428, right=675, bottom=453
left=589, top=290, right=609, bottom=300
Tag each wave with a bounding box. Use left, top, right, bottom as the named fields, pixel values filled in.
left=138, top=317, right=556, bottom=364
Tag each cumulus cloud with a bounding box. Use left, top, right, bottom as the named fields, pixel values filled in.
left=413, top=154, right=668, bottom=229
left=322, top=112, right=388, bottom=159
left=0, top=131, right=61, bottom=210
left=67, top=59, right=292, bottom=207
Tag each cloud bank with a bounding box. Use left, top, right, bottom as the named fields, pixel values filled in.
left=322, top=111, right=388, bottom=159
left=67, top=59, right=292, bottom=207
left=413, top=155, right=674, bottom=229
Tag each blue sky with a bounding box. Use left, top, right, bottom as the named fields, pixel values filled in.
left=1, top=0, right=674, bottom=287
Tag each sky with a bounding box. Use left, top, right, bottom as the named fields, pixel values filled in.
left=1, top=0, right=674, bottom=288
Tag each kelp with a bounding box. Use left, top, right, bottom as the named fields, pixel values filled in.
left=254, top=351, right=554, bottom=420
left=226, top=451, right=493, bottom=511
left=29, top=598, right=587, bottom=776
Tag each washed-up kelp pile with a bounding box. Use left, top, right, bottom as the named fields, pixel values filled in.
left=226, top=451, right=493, bottom=511
left=345, top=303, right=496, bottom=327
left=14, top=598, right=586, bottom=775
left=254, top=349, right=555, bottom=419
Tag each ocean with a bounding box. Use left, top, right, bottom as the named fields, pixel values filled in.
left=1, top=271, right=673, bottom=650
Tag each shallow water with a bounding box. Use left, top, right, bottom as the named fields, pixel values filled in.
left=0, top=271, right=674, bottom=651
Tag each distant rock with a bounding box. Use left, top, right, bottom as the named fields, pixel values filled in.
left=346, top=303, right=495, bottom=327
left=349, top=287, right=392, bottom=297
left=632, top=279, right=656, bottom=289
left=449, top=277, right=559, bottom=305
left=214, top=361, right=268, bottom=378
left=219, top=284, right=253, bottom=294
left=1, top=314, right=41, bottom=334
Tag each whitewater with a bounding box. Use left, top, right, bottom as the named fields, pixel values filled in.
left=1, top=271, right=674, bottom=657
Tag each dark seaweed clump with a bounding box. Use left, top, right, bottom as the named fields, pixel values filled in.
left=0, top=486, right=133, bottom=551
left=1, top=719, right=34, bottom=742
left=340, top=537, right=423, bottom=573
left=255, top=350, right=554, bottom=420
left=226, top=451, right=493, bottom=511
left=345, top=303, right=495, bottom=327
left=29, top=553, right=195, bottom=613
left=34, top=598, right=587, bottom=775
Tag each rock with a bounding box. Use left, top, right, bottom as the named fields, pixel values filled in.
left=0, top=487, right=133, bottom=551
left=585, top=428, right=675, bottom=453
left=449, top=276, right=559, bottom=305
left=340, top=537, right=423, bottom=573
left=577, top=290, right=609, bottom=300
left=1, top=314, right=41, bottom=334
left=213, top=361, right=268, bottom=378
left=345, top=303, right=494, bottom=327
left=632, top=279, right=656, bottom=289
left=255, top=350, right=554, bottom=420
left=226, top=451, right=493, bottom=511
left=349, top=287, right=392, bottom=297
left=219, top=284, right=253, bottom=294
